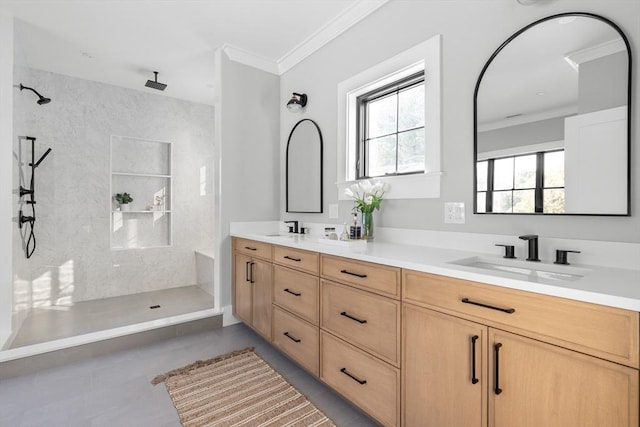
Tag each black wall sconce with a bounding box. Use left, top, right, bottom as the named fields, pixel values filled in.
left=286, top=92, right=307, bottom=113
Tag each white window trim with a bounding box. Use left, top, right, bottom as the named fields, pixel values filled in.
left=337, top=34, right=442, bottom=200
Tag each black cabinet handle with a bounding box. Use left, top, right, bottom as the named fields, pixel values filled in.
left=244, top=246, right=257, bottom=251
left=283, top=332, right=301, bottom=343
left=461, top=298, right=515, bottom=314
left=494, top=343, right=503, bottom=395
left=340, top=368, right=367, bottom=385
left=340, top=269, right=367, bottom=278
left=249, top=262, right=255, bottom=284
left=284, top=255, right=301, bottom=262
left=471, top=335, right=479, bottom=385
left=340, top=311, right=367, bottom=324
left=284, top=288, right=301, bottom=297
left=245, top=261, right=251, bottom=282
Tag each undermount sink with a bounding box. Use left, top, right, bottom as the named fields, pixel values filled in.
left=449, top=256, right=588, bottom=283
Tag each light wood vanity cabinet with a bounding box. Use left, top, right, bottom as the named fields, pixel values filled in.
left=232, top=238, right=640, bottom=427
left=272, top=306, right=319, bottom=375
left=320, top=255, right=401, bottom=426
left=403, top=269, right=640, bottom=427
left=271, top=245, right=320, bottom=376
left=233, top=250, right=272, bottom=340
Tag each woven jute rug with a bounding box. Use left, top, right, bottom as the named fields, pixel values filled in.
left=152, top=347, right=335, bottom=427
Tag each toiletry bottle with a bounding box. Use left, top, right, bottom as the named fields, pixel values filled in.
left=349, top=214, right=362, bottom=239
left=340, top=223, right=350, bottom=241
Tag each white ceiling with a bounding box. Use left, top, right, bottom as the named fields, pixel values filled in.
left=477, top=15, right=625, bottom=130
left=0, top=0, right=388, bottom=105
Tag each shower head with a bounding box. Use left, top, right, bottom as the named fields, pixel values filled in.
left=145, top=71, right=167, bottom=91
left=19, top=84, right=51, bottom=105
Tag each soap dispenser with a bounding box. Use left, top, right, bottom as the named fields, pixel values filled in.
left=349, top=214, right=362, bottom=239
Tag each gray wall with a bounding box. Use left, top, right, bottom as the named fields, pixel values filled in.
left=280, top=0, right=639, bottom=243
left=12, top=67, right=215, bottom=315
left=215, top=51, right=280, bottom=310
left=478, top=116, right=565, bottom=153
left=579, top=51, right=628, bottom=114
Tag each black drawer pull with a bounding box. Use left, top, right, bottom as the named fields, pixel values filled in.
left=244, top=246, right=257, bottom=251
left=471, top=335, right=479, bottom=384
left=283, top=332, right=301, bottom=343
left=340, top=269, right=367, bottom=278
left=494, top=343, right=503, bottom=395
left=340, top=368, right=367, bottom=385
left=461, top=298, right=515, bottom=314
left=245, top=261, right=251, bottom=282
left=284, top=288, right=301, bottom=296
left=340, top=311, right=367, bottom=324
left=284, top=255, right=301, bottom=262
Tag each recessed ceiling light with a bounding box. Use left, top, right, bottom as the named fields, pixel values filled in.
left=558, top=16, right=577, bottom=25
left=537, top=92, right=546, bottom=96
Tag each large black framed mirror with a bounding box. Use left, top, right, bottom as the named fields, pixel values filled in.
left=474, top=12, right=631, bottom=215
left=286, top=119, right=323, bottom=213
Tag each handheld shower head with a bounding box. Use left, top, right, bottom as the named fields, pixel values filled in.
left=19, top=84, right=51, bottom=105
left=145, top=71, right=167, bottom=91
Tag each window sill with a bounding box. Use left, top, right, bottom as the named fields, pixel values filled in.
left=337, top=172, right=442, bottom=201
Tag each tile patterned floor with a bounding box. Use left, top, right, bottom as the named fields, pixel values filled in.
left=0, top=323, right=379, bottom=426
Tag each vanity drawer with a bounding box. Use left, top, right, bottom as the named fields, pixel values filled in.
left=403, top=269, right=640, bottom=368
left=320, top=254, right=401, bottom=298
left=233, top=238, right=272, bottom=260
left=321, top=331, right=400, bottom=427
left=273, top=245, right=319, bottom=275
left=321, top=280, right=400, bottom=366
left=272, top=306, right=319, bottom=376
left=273, top=265, right=319, bottom=324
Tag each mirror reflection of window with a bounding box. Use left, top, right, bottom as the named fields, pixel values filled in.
left=474, top=13, right=629, bottom=215
left=477, top=150, right=565, bottom=214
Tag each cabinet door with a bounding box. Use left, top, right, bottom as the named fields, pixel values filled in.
left=233, top=252, right=252, bottom=325
left=489, top=329, right=639, bottom=427
left=403, top=304, right=487, bottom=427
left=251, top=258, right=272, bottom=340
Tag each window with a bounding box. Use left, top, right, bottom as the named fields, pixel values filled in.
left=477, top=150, right=565, bottom=213
left=356, top=72, right=425, bottom=178
left=337, top=34, right=442, bottom=201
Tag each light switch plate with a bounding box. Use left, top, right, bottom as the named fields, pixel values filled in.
left=329, top=204, right=339, bottom=219
left=444, top=202, right=465, bottom=224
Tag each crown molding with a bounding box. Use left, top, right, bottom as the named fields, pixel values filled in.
left=564, top=38, right=626, bottom=72
left=277, top=0, right=389, bottom=74
left=222, top=44, right=280, bottom=75
left=221, top=0, right=389, bottom=76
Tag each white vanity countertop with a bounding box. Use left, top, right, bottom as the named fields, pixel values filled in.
left=231, top=231, right=640, bottom=312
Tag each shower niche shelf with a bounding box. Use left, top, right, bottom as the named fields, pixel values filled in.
left=110, top=136, right=173, bottom=250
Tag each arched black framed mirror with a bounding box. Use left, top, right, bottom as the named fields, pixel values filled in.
left=286, top=119, right=323, bottom=213
left=474, top=12, right=631, bottom=215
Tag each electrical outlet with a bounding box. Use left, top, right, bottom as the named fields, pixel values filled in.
left=329, top=204, right=339, bottom=219
left=444, top=202, right=465, bottom=224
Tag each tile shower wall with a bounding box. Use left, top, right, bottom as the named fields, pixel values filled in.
left=12, top=67, right=215, bottom=315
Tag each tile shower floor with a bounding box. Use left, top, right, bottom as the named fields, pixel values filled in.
left=0, top=323, right=378, bottom=426
left=8, top=286, right=215, bottom=349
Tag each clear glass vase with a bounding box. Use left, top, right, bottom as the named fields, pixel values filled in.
left=361, top=211, right=374, bottom=240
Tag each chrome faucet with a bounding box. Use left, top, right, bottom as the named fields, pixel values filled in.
left=518, top=235, right=540, bottom=262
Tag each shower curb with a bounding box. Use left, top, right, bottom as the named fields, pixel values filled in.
left=0, top=310, right=222, bottom=380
